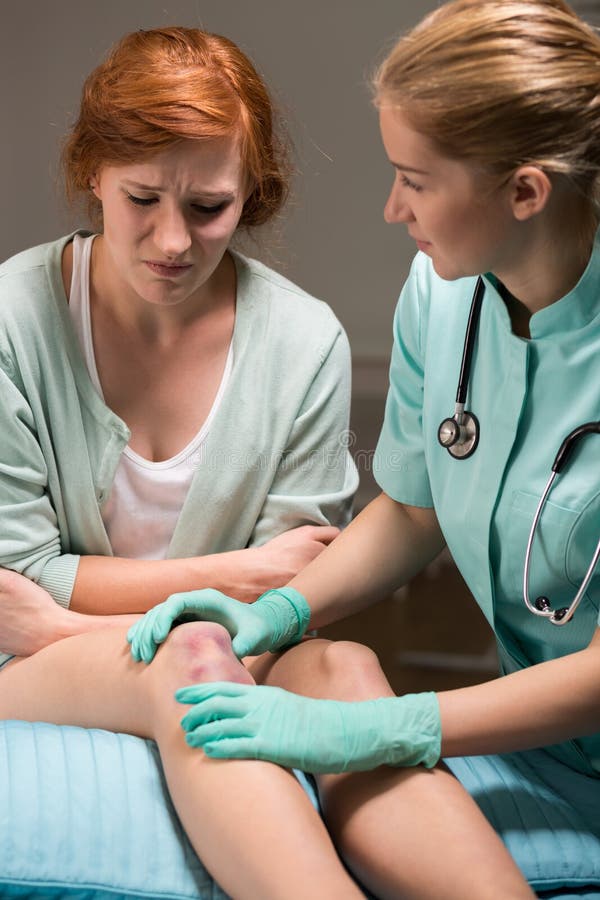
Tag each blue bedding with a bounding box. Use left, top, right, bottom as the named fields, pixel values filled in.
left=3, top=720, right=599, bottom=899
left=0, top=720, right=319, bottom=900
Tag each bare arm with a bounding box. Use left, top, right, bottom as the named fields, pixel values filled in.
left=439, top=628, right=600, bottom=757
left=0, top=525, right=338, bottom=654
left=294, top=494, right=600, bottom=756
left=69, top=525, right=340, bottom=615
left=288, top=491, right=446, bottom=629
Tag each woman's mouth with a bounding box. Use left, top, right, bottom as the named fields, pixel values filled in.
left=144, top=260, right=193, bottom=278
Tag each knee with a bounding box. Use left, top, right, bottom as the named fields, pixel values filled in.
left=319, top=640, right=389, bottom=701
left=158, top=621, right=253, bottom=687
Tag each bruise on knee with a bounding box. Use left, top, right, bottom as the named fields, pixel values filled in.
left=161, top=621, right=254, bottom=687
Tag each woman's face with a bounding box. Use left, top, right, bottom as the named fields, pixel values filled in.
left=379, top=105, right=519, bottom=282
left=90, top=137, right=249, bottom=309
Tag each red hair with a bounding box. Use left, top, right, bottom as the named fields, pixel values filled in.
left=62, top=27, right=290, bottom=227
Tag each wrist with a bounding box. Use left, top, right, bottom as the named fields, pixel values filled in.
left=190, top=550, right=264, bottom=603
left=53, top=608, right=139, bottom=641
left=379, top=692, right=442, bottom=769
left=255, top=587, right=311, bottom=650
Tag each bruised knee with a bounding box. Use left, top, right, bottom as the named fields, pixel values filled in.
left=159, top=621, right=253, bottom=687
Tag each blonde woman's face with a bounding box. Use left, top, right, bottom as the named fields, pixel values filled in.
left=379, top=105, right=520, bottom=281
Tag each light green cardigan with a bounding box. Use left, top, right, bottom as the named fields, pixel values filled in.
left=0, top=233, right=357, bottom=616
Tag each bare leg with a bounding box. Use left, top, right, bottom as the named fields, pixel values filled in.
left=0, top=624, right=363, bottom=900
left=250, top=641, right=535, bottom=900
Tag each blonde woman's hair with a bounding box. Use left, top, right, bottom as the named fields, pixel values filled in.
left=374, top=0, right=600, bottom=215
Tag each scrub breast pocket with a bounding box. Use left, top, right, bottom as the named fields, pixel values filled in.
left=507, top=490, right=599, bottom=619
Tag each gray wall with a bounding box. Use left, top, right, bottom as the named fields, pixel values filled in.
left=2, top=1, right=599, bottom=359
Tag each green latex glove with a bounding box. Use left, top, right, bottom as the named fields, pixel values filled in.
left=176, top=682, right=441, bottom=774
left=127, top=587, right=311, bottom=663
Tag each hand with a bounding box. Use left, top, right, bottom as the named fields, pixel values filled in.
left=253, top=525, right=339, bottom=587
left=0, top=567, right=143, bottom=657
left=0, top=568, right=74, bottom=656
left=127, top=586, right=311, bottom=664
left=176, top=682, right=442, bottom=774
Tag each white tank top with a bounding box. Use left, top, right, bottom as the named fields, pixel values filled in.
left=68, top=234, right=233, bottom=559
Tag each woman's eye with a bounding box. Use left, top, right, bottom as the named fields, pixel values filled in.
left=126, top=193, right=157, bottom=207
left=192, top=202, right=227, bottom=216
left=400, top=174, right=423, bottom=193
left=124, top=192, right=229, bottom=215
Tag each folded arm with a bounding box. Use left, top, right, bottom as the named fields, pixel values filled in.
left=0, top=316, right=355, bottom=629
left=70, top=525, right=339, bottom=615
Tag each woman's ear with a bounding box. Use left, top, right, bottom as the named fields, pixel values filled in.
left=89, top=174, right=102, bottom=200
left=508, top=166, right=552, bottom=220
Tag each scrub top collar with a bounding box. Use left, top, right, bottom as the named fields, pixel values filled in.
left=484, top=225, right=600, bottom=340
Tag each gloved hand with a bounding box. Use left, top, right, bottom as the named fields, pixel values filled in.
left=175, top=682, right=441, bottom=774
left=127, top=587, right=311, bottom=663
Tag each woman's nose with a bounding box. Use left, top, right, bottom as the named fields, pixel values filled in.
left=384, top=182, right=414, bottom=225
left=153, top=207, right=193, bottom=258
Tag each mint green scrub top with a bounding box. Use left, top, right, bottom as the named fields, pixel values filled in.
left=374, top=240, right=600, bottom=776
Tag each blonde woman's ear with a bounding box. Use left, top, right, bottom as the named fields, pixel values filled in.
left=509, top=166, right=552, bottom=220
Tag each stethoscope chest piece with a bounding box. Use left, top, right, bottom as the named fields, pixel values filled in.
left=438, top=410, right=480, bottom=459
left=437, top=276, right=485, bottom=462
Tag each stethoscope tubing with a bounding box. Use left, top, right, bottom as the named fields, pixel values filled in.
left=523, top=422, right=600, bottom=625
left=438, top=273, right=599, bottom=626
left=455, top=276, right=485, bottom=406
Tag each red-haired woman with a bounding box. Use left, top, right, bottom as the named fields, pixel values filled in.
left=0, top=28, right=364, bottom=899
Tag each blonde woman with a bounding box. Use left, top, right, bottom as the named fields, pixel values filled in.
left=130, top=3, right=600, bottom=897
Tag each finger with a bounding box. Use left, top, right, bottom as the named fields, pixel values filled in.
left=180, top=697, right=248, bottom=730
left=202, top=738, right=259, bottom=759
left=150, top=605, right=184, bottom=646
left=127, top=625, right=143, bottom=660
left=305, top=525, right=340, bottom=545
left=178, top=598, right=241, bottom=636
left=175, top=681, right=252, bottom=705
left=204, top=737, right=260, bottom=759
left=126, top=617, right=143, bottom=645
left=180, top=588, right=231, bottom=605
left=138, top=608, right=166, bottom=663
left=166, top=588, right=232, bottom=610
left=129, top=616, right=157, bottom=663
left=185, top=720, right=253, bottom=748
left=231, top=633, right=255, bottom=659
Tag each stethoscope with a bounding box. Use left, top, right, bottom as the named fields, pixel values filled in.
left=437, top=276, right=600, bottom=625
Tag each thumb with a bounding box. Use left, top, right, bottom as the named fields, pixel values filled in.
left=231, top=633, right=254, bottom=659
